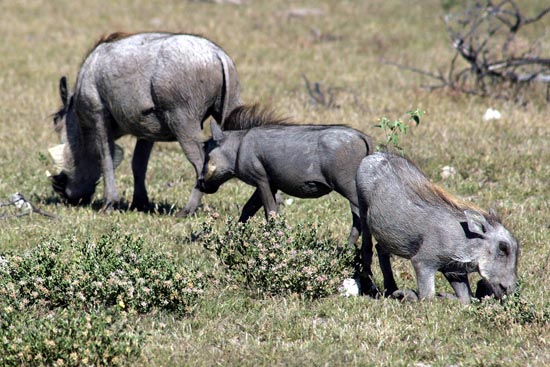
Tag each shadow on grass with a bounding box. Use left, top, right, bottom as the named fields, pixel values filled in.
left=35, top=194, right=183, bottom=217
left=91, top=199, right=181, bottom=216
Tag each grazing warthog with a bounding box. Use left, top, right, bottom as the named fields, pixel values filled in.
left=197, top=105, right=375, bottom=246
left=356, top=152, right=519, bottom=303
left=50, top=32, right=241, bottom=214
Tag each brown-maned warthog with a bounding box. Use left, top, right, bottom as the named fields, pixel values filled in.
left=356, top=152, right=519, bottom=303
left=50, top=32, right=241, bottom=214
left=197, top=105, right=375, bottom=247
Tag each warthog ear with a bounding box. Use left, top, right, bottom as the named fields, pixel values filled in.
left=464, top=210, right=490, bottom=237
left=59, top=76, right=69, bottom=107
left=210, top=120, right=225, bottom=142
left=113, top=144, right=124, bottom=169
left=48, top=144, right=66, bottom=172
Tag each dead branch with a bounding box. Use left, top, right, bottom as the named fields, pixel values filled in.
left=386, top=0, right=550, bottom=101
left=0, top=192, right=57, bottom=220
left=302, top=74, right=339, bottom=108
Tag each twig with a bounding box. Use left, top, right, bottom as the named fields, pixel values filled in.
left=302, top=74, right=338, bottom=108
left=0, top=193, right=57, bottom=220
left=382, top=59, right=446, bottom=82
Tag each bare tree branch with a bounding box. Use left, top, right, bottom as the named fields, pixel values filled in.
left=381, top=59, right=446, bottom=82
left=385, top=0, right=550, bottom=101
left=523, top=6, right=550, bottom=26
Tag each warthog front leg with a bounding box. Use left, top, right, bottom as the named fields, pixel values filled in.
left=256, top=181, right=278, bottom=219
left=174, top=132, right=205, bottom=217
left=412, top=260, right=437, bottom=300
left=179, top=186, right=204, bottom=217
left=130, top=139, right=154, bottom=211
left=443, top=271, right=472, bottom=304
left=93, top=112, right=120, bottom=212
left=239, top=188, right=264, bottom=222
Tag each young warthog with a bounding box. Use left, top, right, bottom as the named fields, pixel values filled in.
left=50, top=32, right=241, bottom=214
left=356, top=152, right=519, bottom=303
left=198, top=105, right=374, bottom=246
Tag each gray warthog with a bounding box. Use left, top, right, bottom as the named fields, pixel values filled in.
left=197, top=105, right=375, bottom=246
left=356, top=152, right=519, bottom=303
left=50, top=32, right=241, bottom=214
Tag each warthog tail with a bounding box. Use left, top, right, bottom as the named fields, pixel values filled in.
left=218, top=52, right=231, bottom=128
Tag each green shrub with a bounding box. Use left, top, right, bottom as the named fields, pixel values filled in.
left=0, top=303, right=142, bottom=367
left=0, top=229, right=206, bottom=314
left=466, top=283, right=550, bottom=326
left=375, top=109, right=423, bottom=153
left=201, top=214, right=356, bottom=299
left=0, top=229, right=208, bottom=366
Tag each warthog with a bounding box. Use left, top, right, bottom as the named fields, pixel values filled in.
left=50, top=32, right=241, bottom=214
left=356, top=152, right=519, bottom=303
left=197, top=105, right=375, bottom=246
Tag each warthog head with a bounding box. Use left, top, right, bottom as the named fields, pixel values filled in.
left=464, top=209, right=519, bottom=298
left=49, top=77, right=123, bottom=205
left=197, top=121, right=237, bottom=194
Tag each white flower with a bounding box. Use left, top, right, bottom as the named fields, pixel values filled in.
left=339, top=278, right=361, bottom=297
left=284, top=198, right=294, bottom=206
left=441, top=165, right=457, bottom=179
left=483, top=108, right=501, bottom=121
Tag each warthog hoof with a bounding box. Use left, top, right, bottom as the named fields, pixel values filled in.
left=390, top=289, right=419, bottom=302
left=175, top=206, right=199, bottom=218
left=99, top=200, right=120, bottom=213
left=357, top=274, right=379, bottom=298
left=436, top=292, right=458, bottom=300
left=129, top=199, right=150, bottom=212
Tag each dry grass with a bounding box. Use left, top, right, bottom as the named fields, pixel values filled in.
left=1, top=0, right=549, bottom=366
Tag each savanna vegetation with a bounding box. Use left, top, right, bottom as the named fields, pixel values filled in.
left=0, top=0, right=549, bottom=366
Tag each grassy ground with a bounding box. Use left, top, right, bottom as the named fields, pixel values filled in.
left=1, top=0, right=549, bottom=366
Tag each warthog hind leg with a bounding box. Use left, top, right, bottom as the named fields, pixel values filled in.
left=130, top=139, right=154, bottom=211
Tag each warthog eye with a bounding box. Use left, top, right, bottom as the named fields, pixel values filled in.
left=498, top=241, right=509, bottom=257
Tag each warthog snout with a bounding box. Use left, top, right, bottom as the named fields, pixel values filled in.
left=499, top=280, right=517, bottom=297
left=197, top=178, right=219, bottom=194
left=50, top=172, right=94, bottom=205
left=475, top=278, right=517, bottom=299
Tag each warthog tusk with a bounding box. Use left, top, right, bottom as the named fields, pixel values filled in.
left=205, top=163, right=216, bottom=180
left=48, top=144, right=66, bottom=171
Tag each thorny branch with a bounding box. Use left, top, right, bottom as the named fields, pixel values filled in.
left=386, top=0, right=550, bottom=101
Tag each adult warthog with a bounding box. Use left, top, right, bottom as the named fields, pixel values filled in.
left=197, top=105, right=375, bottom=247
left=49, top=32, right=241, bottom=214
left=356, top=152, right=519, bottom=303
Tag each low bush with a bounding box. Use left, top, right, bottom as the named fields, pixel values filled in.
left=201, top=214, right=356, bottom=299
left=0, top=303, right=142, bottom=367
left=0, top=229, right=206, bottom=314
left=0, top=228, right=207, bottom=366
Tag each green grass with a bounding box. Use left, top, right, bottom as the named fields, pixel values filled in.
left=1, top=0, right=549, bottom=366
